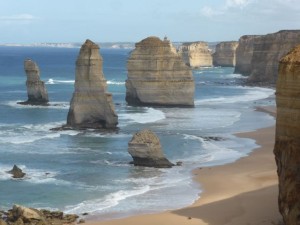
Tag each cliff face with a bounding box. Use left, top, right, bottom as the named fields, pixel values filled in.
left=126, top=36, right=195, bottom=107
left=20, top=59, right=49, bottom=105
left=234, top=35, right=260, bottom=75
left=249, top=30, right=300, bottom=83
left=178, top=42, right=212, bottom=67
left=67, top=39, right=118, bottom=129
left=274, top=45, right=300, bottom=225
left=213, top=41, right=239, bottom=67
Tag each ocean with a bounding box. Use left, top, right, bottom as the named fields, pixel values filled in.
left=0, top=46, right=275, bottom=220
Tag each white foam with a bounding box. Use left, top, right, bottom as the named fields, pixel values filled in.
left=64, top=186, right=151, bottom=214
left=196, top=86, right=274, bottom=105
left=5, top=100, right=69, bottom=109
left=46, top=78, right=74, bottom=84
left=0, top=122, right=79, bottom=145
left=107, top=80, right=125, bottom=85
left=119, top=107, right=166, bottom=124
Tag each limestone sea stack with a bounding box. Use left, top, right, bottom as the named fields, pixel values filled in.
left=213, top=41, right=239, bottom=67
left=249, top=30, right=300, bottom=84
left=274, top=45, right=300, bottom=225
left=234, top=35, right=260, bottom=75
left=128, top=129, right=174, bottom=168
left=126, top=36, right=194, bottom=107
left=66, top=39, right=118, bottom=129
left=19, top=59, right=49, bottom=105
left=178, top=41, right=212, bottom=68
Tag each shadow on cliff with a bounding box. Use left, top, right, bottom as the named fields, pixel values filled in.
left=172, top=185, right=282, bottom=225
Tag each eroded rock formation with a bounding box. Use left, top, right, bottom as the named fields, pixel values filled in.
left=178, top=42, right=212, bottom=67
left=66, top=39, right=118, bottom=129
left=249, top=30, right=300, bottom=83
left=126, top=36, right=194, bottom=107
left=234, top=35, right=260, bottom=76
left=274, top=45, right=300, bottom=225
left=2, top=204, right=79, bottom=225
left=128, top=129, right=174, bottom=168
left=7, top=165, right=26, bottom=178
left=19, top=59, right=49, bottom=105
left=213, top=41, right=239, bottom=67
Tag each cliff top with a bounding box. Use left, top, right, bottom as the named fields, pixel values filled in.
left=280, top=45, right=300, bottom=64
left=129, top=129, right=160, bottom=145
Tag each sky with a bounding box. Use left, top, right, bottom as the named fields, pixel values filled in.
left=0, top=0, right=299, bottom=43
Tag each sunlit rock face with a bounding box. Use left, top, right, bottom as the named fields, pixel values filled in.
left=67, top=39, right=118, bottom=129
left=126, top=36, right=195, bottom=107
left=274, top=45, right=300, bottom=225
left=178, top=41, right=212, bottom=68
left=20, top=59, right=49, bottom=105
left=213, top=41, right=239, bottom=67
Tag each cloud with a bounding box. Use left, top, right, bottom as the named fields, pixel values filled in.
left=200, top=6, right=223, bottom=18
left=226, top=0, right=252, bottom=8
left=0, top=14, right=37, bottom=21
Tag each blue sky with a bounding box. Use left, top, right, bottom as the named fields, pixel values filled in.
left=0, top=0, right=299, bottom=43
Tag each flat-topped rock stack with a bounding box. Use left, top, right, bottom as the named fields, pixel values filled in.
left=178, top=41, right=212, bottom=68
left=126, top=36, right=195, bottom=107
left=66, top=39, right=118, bottom=129
left=213, top=41, right=239, bottom=67
left=274, top=45, right=300, bottom=225
left=18, top=59, right=49, bottom=105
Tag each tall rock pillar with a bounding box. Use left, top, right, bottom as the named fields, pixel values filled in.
left=67, top=39, right=118, bottom=129
left=274, top=45, right=300, bottom=224
left=20, top=59, right=49, bottom=105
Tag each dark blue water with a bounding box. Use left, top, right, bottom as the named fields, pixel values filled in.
left=0, top=46, right=275, bottom=219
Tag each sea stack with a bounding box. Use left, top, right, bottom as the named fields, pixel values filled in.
left=128, top=129, right=174, bottom=168
left=66, top=39, right=118, bottom=129
left=274, top=45, right=300, bottom=225
left=126, top=36, right=195, bottom=107
left=178, top=42, right=212, bottom=68
left=213, top=41, right=239, bottom=67
left=19, top=59, right=49, bottom=105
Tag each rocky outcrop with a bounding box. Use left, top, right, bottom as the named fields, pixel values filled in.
left=66, top=39, right=118, bottom=129
left=234, top=35, right=260, bottom=75
left=2, top=205, right=79, bottom=225
left=18, top=59, right=49, bottom=105
left=126, top=36, right=194, bottom=107
left=178, top=42, right=212, bottom=67
left=213, top=41, right=239, bottom=67
left=128, top=129, right=174, bottom=168
left=7, top=165, right=26, bottom=178
left=249, top=30, right=300, bottom=83
left=274, top=45, right=300, bottom=225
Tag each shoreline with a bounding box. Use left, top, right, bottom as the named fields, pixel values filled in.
left=85, top=105, right=282, bottom=225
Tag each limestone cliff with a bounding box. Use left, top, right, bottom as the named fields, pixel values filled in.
left=128, top=129, right=174, bottom=168
left=178, top=42, right=212, bottom=67
left=19, top=59, right=49, bottom=105
left=274, top=45, right=300, bottom=225
left=66, top=39, right=118, bottom=129
left=234, top=35, right=260, bottom=75
left=249, top=30, right=300, bottom=83
left=126, top=36, right=194, bottom=107
left=213, top=41, right=239, bottom=67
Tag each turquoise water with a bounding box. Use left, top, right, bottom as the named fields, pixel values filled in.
left=0, top=46, right=275, bottom=219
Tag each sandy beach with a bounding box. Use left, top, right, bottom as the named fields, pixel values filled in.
left=85, top=105, right=282, bottom=225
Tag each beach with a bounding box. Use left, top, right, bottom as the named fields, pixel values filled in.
left=86, top=106, right=281, bottom=225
